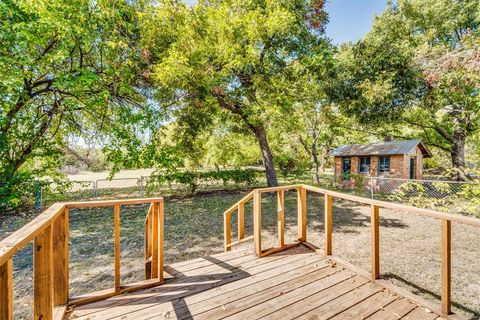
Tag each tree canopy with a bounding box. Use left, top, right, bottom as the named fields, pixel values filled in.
left=142, top=0, right=333, bottom=186
left=333, top=0, right=480, bottom=180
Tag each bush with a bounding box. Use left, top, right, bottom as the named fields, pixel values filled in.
left=146, top=168, right=261, bottom=193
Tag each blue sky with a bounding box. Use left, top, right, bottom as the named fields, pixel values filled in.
left=184, top=0, right=387, bottom=45
left=325, top=0, right=387, bottom=44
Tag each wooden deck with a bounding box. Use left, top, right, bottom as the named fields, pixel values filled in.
left=66, top=245, right=440, bottom=320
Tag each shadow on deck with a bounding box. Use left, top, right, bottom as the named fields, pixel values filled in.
left=66, top=245, right=440, bottom=320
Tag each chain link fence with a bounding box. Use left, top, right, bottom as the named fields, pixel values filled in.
left=350, top=177, right=480, bottom=216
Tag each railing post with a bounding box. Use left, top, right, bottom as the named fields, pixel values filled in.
left=441, top=219, right=451, bottom=315
left=145, top=205, right=152, bottom=279
left=224, top=211, right=232, bottom=252
left=297, top=187, right=307, bottom=242
left=277, top=190, right=285, bottom=248
left=253, top=190, right=262, bottom=257
left=158, top=200, right=164, bottom=283
left=238, top=203, right=245, bottom=241
left=0, top=259, right=13, bottom=320
left=52, top=208, right=69, bottom=306
left=34, top=224, right=53, bottom=320
left=114, top=205, right=121, bottom=292
left=151, top=202, right=159, bottom=279
left=371, top=205, right=380, bottom=279
left=324, top=194, right=333, bottom=255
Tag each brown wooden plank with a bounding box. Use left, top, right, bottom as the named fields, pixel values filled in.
left=0, top=202, right=64, bottom=266
left=194, top=264, right=346, bottom=320
left=402, top=306, right=439, bottom=320
left=65, top=197, right=163, bottom=208
left=295, top=282, right=382, bottom=319
left=258, top=271, right=368, bottom=319
left=441, top=219, right=451, bottom=314
left=277, top=190, right=285, bottom=247
left=144, top=206, right=152, bottom=279
left=331, top=290, right=398, bottom=320
left=297, top=187, right=307, bottom=241
left=224, top=210, right=232, bottom=252
left=158, top=201, right=164, bottom=283
left=119, top=253, right=330, bottom=320
left=371, top=204, right=380, bottom=280
left=238, top=202, right=245, bottom=241
left=53, top=208, right=69, bottom=306
left=114, top=205, right=121, bottom=292
left=70, top=248, right=314, bottom=319
left=0, top=259, right=13, bottom=320
left=367, top=298, right=417, bottom=320
left=253, top=190, right=262, bottom=256
left=151, top=203, right=159, bottom=279
left=34, top=224, right=53, bottom=320
left=301, top=185, right=480, bottom=228
left=325, top=194, right=333, bottom=255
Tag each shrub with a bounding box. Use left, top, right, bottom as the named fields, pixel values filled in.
left=147, top=168, right=261, bottom=193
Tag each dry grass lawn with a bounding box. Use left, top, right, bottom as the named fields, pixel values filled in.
left=1, top=190, right=479, bottom=319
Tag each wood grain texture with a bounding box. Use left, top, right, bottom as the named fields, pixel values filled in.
left=224, top=210, right=232, bottom=252
left=238, top=202, right=245, bottom=241
left=253, top=190, right=262, bottom=257
left=441, top=219, right=451, bottom=315
left=114, top=205, right=121, bottom=292
left=0, top=259, right=13, bottom=320
left=297, top=187, right=307, bottom=241
left=53, top=208, right=69, bottom=306
left=66, top=246, right=441, bottom=320
left=34, top=225, right=53, bottom=320
left=277, top=190, right=285, bottom=248
left=324, top=194, right=333, bottom=255
left=371, top=204, right=380, bottom=280
left=158, top=201, right=164, bottom=283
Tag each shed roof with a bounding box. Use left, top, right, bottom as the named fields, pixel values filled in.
left=329, top=139, right=432, bottom=158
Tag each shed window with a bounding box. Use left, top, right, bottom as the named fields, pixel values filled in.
left=379, top=156, right=390, bottom=173
left=359, top=157, right=370, bottom=174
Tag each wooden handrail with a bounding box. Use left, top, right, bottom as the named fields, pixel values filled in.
left=224, top=184, right=480, bottom=317
left=0, top=197, right=164, bottom=320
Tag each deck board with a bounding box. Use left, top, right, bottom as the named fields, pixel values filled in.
left=66, top=245, right=441, bottom=320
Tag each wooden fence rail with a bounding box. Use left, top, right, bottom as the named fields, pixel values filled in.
left=224, top=184, right=480, bottom=317
left=0, top=197, right=164, bottom=320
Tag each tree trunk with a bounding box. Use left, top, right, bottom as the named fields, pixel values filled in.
left=311, top=152, right=320, bottom=184
left=252, top=125, right=278, bottom=187
left=451, top=130, right=467, bottom=181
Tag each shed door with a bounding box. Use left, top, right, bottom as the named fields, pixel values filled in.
left=410, top=158, right=415, bottom=179
left=342, top=157, right=351, bottom=180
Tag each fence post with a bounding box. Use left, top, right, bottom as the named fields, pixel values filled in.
left=140, top=176, right=144, bottom=197
left=0, top=259, right=13, bottom=320
left=324, top=194, right=333, bottom=255
left=441, top=219, right=451, bottom=315
left=238, top=202, right=245, bottom=241
left=371, top=205, right=380, bottom=279
left=297, top=187, right=307, bottom=242
left=277, top=190, right=285, bottom=248
left=52, top=208, right=69, bottom=306
left=34, top=225, right=53, bottom=319
left=253, top=190, right=262, bottom=257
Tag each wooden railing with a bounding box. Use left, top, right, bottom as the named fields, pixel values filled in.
left=0, top=197, right=164, bottom=320
left=224, top=184, right=480, bottom=316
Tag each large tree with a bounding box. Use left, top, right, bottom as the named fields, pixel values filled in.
left=333, top=0, right=480, bottom=180
left=142, top=0, right=331, bottom=187
left=0, top=0, right=154, bottom=209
